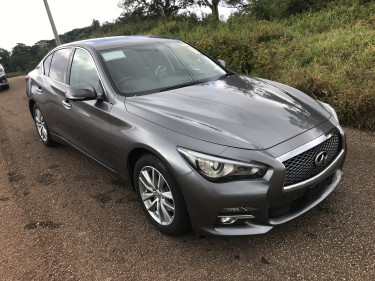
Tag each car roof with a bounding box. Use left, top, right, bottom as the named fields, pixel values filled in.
left=65, top=35, right=180, bottom=51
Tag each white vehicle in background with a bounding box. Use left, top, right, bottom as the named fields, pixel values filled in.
left=0, top=62, right=9, bottom=90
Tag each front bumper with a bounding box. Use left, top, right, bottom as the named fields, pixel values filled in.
left=177, top=125, right=346, bottom=237
left=0, top=74, right=8, bottom=87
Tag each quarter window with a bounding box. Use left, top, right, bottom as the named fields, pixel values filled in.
left=70, top=49, right=101, bottom=93
left=49, top=48, right=71, bottom=83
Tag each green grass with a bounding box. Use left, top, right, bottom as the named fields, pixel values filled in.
left=7, top=71, right=25, bottom=78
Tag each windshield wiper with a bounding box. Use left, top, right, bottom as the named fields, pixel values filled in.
left=219, top=72, right=234, bottom=80
left=159, top=81, right=201, bottom=92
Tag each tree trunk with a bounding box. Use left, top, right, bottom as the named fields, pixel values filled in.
left=212, top=0, right=219, bottom=20
left=204, top=0, right=220, bottom=21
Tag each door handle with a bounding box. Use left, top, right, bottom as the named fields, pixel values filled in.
left=62, top=99, right=72, bottom=109
left=36, top=86, right=43, bottom=93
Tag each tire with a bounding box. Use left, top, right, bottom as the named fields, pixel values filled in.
left=4, top=84, right=9, bottom=90
left=32, top=104, right=55, bottom=147
left=134, top=153, right=190, bottom=235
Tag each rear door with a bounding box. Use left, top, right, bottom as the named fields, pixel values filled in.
left=37, top=48, right=72, bottom=136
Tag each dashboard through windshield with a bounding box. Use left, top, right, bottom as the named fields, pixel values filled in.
left=100, top=42, right=227, bottom=96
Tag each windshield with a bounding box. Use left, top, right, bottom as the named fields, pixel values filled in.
left=100, top=42, right=227, bottom=96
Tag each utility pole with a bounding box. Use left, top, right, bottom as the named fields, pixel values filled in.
left=43, top=0, right=61, bottom=46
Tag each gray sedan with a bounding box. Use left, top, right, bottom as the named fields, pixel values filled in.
left=26, top=36, right=346, bottom=237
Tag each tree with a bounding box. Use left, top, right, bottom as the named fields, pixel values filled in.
left=200, top=1, right=249, bottom=21
left=118, top=0, right=195, bottom=19
left=7, top=43, right=49, bottom=73
left=220, top=0, right=248, bottom=11
left=9, top=44, right=33, bottom=72
left=91, top=19, right=100, bottom=31
left=0, top=48, right=11, bottom=70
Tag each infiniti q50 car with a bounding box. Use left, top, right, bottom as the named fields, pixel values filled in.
left=26, top=36, right=346, bottom=237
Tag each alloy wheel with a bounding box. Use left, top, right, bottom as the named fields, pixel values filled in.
left=138, top=166, right=175, bottom=225
left=34, top=109, right=48, bottom=142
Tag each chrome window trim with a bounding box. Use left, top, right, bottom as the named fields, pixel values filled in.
left=277, top=126, right=345, bottom=192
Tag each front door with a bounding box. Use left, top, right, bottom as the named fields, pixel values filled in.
left=59, top=48, right=114, bottom=169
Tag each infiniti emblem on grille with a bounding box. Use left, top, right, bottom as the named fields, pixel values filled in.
left=315, top=151, right=328, bottom=166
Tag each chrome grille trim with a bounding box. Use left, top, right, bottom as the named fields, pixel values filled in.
left=277, top=132, right=333, bottom=163
left=282, top=149, right=345, bottom=192
left=276, top=126, right=345, bottom=192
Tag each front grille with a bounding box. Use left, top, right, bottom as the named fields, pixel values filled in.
left=283, top=132, right=341, bottom=186
left=268, top=173, right=334, bottom=218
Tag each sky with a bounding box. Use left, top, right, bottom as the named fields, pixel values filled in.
left=1, top=0, right=234, bottom=52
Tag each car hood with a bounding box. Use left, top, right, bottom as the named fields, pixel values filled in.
left=125, top=74, right=330, bottom=150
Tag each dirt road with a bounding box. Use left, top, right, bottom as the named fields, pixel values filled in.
left=1, top=76, right=374, bottom=280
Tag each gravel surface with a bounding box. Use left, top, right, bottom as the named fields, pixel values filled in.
left=0, top=76, right=374, bottom=280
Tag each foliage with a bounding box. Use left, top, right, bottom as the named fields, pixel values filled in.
left=117, top=0, right=247, bottom=21
left=6, top=71, right=26, bottom=78
left=118, top=0, right=195, bottom=18
left=221, top=0, right=248, bottom=10
left=1, top=0, right=374, bottom=129
left=246, top=0, right=331, bottom=20
left=0, top=48, right=11, bottom=70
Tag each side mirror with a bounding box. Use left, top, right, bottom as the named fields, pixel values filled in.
left=218, top=59, right=226, bottom=67
left=65, top=83, right=97, bottom=100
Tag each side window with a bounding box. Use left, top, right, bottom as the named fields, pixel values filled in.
left=70, top=49, right=101, bottom=93
left=43, top=53, right=53, bottom=76
left=49, top=48, right=71, bottom=83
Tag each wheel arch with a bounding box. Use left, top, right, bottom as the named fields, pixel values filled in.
left=29, top=99, right=36, bottom=116
left=126, top=145, right=178, bottom=190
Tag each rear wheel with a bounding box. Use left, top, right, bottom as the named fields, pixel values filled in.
left=134, top=153, right=190, bottom=235
left=33, top=104, right=55, bottom=147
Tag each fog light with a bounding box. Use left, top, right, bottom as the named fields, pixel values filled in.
left=220, top=217, right=236, bottom=225
left=218, top=207, right=255, bottom=225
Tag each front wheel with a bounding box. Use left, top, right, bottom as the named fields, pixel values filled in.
left=134, top=153, right=190, bottom=235
left=33, top=104, right=55, bottom=147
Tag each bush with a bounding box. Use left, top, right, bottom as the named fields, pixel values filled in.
left=7, top=71, right=25, bottom=78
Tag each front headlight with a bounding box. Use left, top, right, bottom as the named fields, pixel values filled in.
left=177, top=147, right=267, bottom=181
left=318, top=101, right=339, bottom=122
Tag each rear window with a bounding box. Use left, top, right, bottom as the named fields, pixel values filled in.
left=49, top=48, right=71, bottom=83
